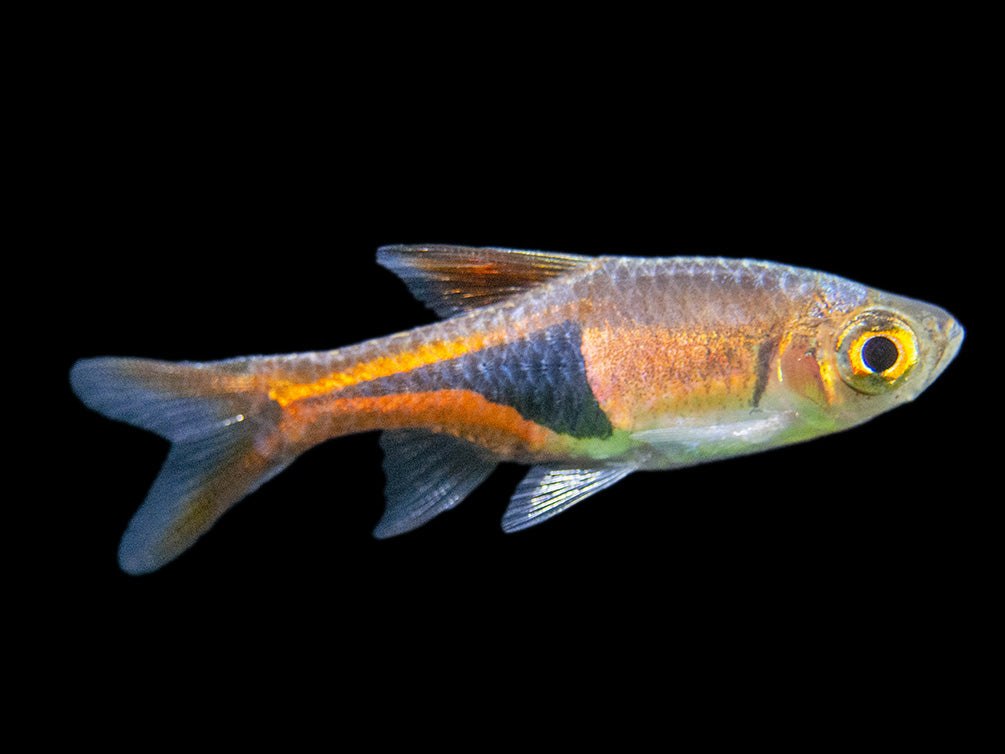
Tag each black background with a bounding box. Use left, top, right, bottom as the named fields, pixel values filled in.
left=39, top=28, right=993, bottom=734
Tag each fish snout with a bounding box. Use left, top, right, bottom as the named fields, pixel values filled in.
left=926, top=312, right=964, bottom=388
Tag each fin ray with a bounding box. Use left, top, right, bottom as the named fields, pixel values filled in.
left=502, top=465, right=634, bottom=533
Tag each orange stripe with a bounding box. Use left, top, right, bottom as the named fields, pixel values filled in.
left=279, top=389, right=552, bottom=453
left=267, top=334, right=489, bottom=407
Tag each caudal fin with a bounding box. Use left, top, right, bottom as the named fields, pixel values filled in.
left=71, top=357, right=294, bottom=574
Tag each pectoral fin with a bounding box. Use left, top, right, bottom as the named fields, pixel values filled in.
left=630, top=411, right=794, bottom=452
left=501, top=466, right=634, bottom=533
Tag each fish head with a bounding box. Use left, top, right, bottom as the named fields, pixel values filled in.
left=775, top=289, right=964, bottom=431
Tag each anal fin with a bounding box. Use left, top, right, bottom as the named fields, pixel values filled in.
left=502, top=466, right=634, bottom=533
left=374, top=429, right=497, bottom=538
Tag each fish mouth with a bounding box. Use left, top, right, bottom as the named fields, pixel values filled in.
left=930, top=315, right=964, bottom=385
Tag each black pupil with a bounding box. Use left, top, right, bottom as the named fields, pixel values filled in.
left=862, top=336, right=899, bottom=373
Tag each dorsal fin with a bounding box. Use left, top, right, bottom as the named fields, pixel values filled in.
left=376, top=244, right=595, bottom=318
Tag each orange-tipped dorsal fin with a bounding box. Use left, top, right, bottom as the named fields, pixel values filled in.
left=376, top=244, right=596, bottom=318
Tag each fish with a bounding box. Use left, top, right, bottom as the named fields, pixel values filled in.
left=71, top=244, right=964, bottom=574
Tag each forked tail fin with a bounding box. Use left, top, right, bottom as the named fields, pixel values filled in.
left=71, top=357, right=295, bottom=574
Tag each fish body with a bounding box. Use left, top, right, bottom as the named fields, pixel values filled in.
left=71, top=245, right=963, bottom=573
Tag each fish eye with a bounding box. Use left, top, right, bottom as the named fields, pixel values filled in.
left=836, top=311, right=919, bottom=394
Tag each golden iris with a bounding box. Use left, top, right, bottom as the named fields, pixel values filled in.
left=836, top=311, right=919, bottom=394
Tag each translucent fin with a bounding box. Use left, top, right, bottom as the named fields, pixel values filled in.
left=376, top=244, right=595, bottom=317
left=629, top=412, right=793, bottom=449
left=71, top=357, right=293, bottom=574
left=374, top=429, right=497, bottom=538
left=502, top=465, right=634, bottom=533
